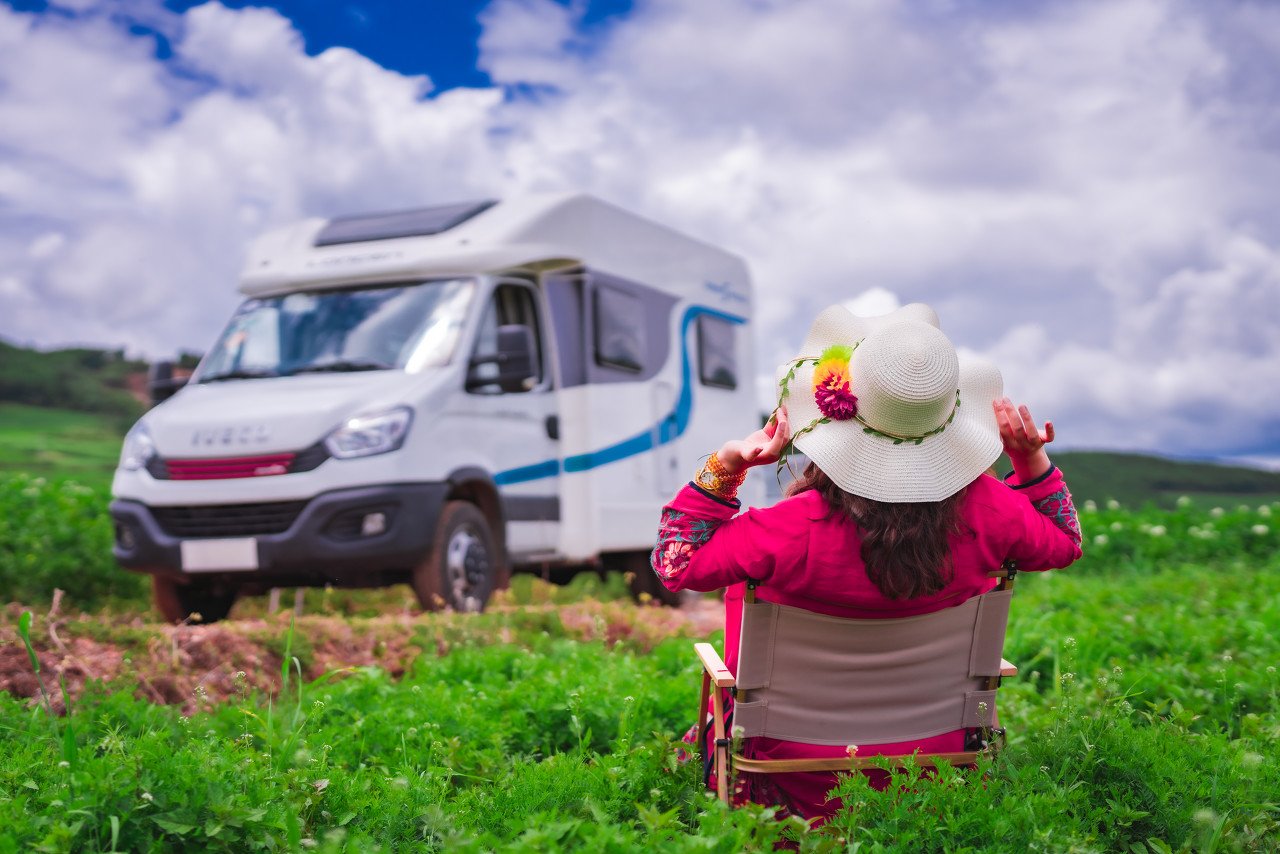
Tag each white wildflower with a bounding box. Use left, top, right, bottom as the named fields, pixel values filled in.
left=1083, top=500, right=1097, bottom=513
left=1093, top=534, right=1109, bottom=547
left=1149, top=525, right=1166, bottom=537
left=1258, top=505, right=1272, bottom=518
left=1110, top=521, right=1123, bottom=532
left=1106, top=499, right=1121, bottom=510
left=1252, top=524, right=1269, bottom=536
left=1176, top=495, right=1192, bottom=508
left=1211, top=507, right=1225, bottom=518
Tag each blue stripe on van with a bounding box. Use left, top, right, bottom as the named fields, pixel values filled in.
left=493, top=304, right=747, bottom=483
left=493, top=458, right=561, bottom=486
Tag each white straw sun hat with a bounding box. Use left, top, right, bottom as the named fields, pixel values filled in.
left=777, top=303, right=1004, bottom=503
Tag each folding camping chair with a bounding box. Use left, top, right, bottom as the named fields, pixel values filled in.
left=693, top=567, right=1019, bottom=805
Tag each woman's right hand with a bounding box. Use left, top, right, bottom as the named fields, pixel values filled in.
left=716, top=407, right=791, bottom=475
left=993, top=397, right=1053, bottom=482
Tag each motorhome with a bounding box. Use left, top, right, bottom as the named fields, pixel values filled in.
left=110, top=194, right=760, bottom=621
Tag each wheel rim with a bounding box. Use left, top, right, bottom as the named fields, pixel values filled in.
left=444, top=524, right=489, bottom=612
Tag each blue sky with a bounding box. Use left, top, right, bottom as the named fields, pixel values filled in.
left=1, top=0, right=1279, bottom=465
left=12, top=0, right=634, bottom=87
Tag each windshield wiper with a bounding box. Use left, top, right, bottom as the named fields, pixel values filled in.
left=199, top=369, right=280, bottom=383
left=290, top=358, right=393, bottom=375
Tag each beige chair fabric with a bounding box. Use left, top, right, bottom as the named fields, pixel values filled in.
left=731, top=589, right=1013, bottom=746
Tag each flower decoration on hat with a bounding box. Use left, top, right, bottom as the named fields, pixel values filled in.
left=811, top=344, right=858, bottom=421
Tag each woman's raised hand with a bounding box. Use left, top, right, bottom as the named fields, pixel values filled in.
left=716, top=407, right=792, bottom=475
left=993, top=397, right=1053, bottom=482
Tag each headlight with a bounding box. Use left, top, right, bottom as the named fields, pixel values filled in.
left=324, top=407, right=413, bottom=459
left=119, top=423, right=156, bottom=471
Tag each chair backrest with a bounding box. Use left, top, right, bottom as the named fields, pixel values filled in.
left=731, top=588, right=1012, bottom=746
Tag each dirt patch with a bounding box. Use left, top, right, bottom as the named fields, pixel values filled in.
left=1, top=596, right=725, bottom=714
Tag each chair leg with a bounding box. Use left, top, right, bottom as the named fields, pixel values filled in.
left=696, top=671, right=711, bottom=765
left=711, top=684, right=728, bottom=805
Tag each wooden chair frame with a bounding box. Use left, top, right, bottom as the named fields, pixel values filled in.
left=693, top=568, right=1019, bottom=805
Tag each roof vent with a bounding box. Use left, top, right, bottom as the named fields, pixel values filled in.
left=313, top=199, right=498, bottom=247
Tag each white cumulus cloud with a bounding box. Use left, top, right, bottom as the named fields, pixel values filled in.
left=2, top=0, right=1279, bottom=462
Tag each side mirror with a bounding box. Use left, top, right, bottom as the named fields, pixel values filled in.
left=467, top=325, right=537, bottom=393
left=147, top=360, right=188, bottom=406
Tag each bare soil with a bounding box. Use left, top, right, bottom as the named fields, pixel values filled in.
left=1, top=596, right=722, bottom=714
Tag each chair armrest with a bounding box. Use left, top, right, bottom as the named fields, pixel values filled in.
left=694, top=642, right=735, bottom=687
left=1000, top=658, right=1018, bottom=677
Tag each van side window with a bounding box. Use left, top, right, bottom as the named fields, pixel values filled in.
left=593, top=286, right=645, bottom=372
left=697, top=315, right=737, bottom=389
left=469, top=284, right=544, bottom=393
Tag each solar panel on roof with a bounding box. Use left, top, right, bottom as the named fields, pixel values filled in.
left=313, top=199, right=498, bottom=247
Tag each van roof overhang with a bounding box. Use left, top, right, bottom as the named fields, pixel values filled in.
left=238, top=193, right=751, bottom=304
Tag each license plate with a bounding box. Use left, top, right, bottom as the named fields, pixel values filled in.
left=180, top=538, right=259, bottom=572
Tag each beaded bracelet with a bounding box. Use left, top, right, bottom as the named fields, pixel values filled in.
left=694, top=453, right=746, bottom=500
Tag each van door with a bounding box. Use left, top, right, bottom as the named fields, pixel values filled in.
left=651, top=379, right=681, bottom=495
left=466, top=281, right=561, bottom=559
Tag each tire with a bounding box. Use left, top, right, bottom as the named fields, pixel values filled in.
left=152, top=576, right=239, bottom=623
left=620, top=551, right=683, bottom=607
left=413, top=501, right=501, bottom=613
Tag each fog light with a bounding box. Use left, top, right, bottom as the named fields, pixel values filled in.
left=361, top=512, right=387, bottom=536
left=115, top=523, right=137, bottom=550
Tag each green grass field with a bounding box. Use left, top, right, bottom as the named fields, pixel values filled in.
left=2, top=398, right=1280, bottom=850
left=1, top=465, right=1279, bottom=850
left=3, top=554, right=1278, bottom=851
left=0, top=403, right=126, bottom=490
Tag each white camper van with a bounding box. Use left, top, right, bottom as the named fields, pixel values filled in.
left=110, top=194, right=759, bottom=622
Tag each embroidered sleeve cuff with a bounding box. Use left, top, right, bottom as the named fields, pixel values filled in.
left=682, top=482, right=742, bottom=512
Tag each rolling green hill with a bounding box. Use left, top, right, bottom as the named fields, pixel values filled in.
left=1049, top=450, right=1280, bottom=509
left=0, top=339, right=147, bottom=421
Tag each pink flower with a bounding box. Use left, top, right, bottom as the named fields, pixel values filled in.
left=815, top=378, right=857, bottom=420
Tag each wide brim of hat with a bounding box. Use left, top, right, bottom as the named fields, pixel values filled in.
left=779, top=304, right=1003, bottom=503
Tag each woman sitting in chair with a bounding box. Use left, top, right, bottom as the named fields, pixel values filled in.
left=651, top=303, right=1082, bottom=823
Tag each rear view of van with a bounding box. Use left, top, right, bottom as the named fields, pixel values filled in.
left=110, top=194, right=759, bottom=621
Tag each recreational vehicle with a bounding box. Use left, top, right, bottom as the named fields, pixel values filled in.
left=109, top=194, right=759, bottom=621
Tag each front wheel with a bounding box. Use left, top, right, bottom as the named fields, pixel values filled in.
left=152, top=576, right=238, bottom=623
left=412, top=501, right=502, bottom=613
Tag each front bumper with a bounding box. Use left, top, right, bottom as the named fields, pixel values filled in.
left=109, top=482, right=448, bottom=587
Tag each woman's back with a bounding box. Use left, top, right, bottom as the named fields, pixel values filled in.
left=648, top=302, right=1083, bottom=823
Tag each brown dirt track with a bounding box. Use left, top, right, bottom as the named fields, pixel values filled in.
left=1, top=595, right=721, bottom=714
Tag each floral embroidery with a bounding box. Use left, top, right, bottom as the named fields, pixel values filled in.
left=651, top=509, right=722, bottom=580
left=1034, top=486, right=1082, bottom=544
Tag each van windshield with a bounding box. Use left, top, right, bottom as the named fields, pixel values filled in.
left=196, top=278, right=476, bottom=383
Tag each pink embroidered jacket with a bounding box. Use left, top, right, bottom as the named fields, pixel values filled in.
left=655, top=466, right=1081, bottom=670
left=650, top=466, right=1082, bottom=819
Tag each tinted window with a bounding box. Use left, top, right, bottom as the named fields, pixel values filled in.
left=697, top=315, right=737, bottom=389
left=469, top=284, right=544, bottom=393
left=593, top=286, right=646, bottom=372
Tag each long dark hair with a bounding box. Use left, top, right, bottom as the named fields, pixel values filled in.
left=785, top=462, right=969, bottom=599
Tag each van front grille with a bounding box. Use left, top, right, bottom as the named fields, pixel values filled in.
left=152, top=501, right=308, bottom=538
left=146, top=443, right=329, bottom=481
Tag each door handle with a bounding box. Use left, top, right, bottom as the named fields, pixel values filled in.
left=545, top=415, right=560, bottom=440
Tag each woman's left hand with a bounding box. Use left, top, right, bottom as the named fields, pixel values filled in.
left=716, top=407, right=791, bottom=475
